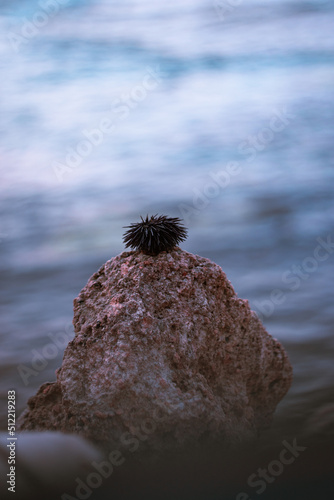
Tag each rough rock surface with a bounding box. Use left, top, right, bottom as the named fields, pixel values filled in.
left=18, top=248, right=292, bottom=453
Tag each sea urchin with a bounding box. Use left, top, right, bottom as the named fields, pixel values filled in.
left=123, top=214, right=188, bottom=255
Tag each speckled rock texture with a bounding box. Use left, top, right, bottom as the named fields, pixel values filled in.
left=18, top=248, right=292, bottom=454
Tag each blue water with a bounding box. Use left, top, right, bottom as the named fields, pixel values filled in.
left=0, top=0, right=334, bottom=436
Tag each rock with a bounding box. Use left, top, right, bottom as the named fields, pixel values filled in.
left=18, top=248, right=292, bottom=455
left=0, top=431, right=101, bottom=500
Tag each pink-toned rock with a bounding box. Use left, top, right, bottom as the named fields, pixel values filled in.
left=18, top=248, right=292, bottom=454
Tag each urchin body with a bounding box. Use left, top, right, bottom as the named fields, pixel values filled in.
left=123, top=214, right=188, bottom=255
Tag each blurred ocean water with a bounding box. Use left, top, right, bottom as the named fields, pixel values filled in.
left=0, top=0, right=333, bottom=453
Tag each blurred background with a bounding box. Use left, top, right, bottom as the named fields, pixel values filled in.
left=0, top=0, right=333, bottom=497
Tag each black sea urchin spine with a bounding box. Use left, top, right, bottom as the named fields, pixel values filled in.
left=123, top=214, right=188, bottom=255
